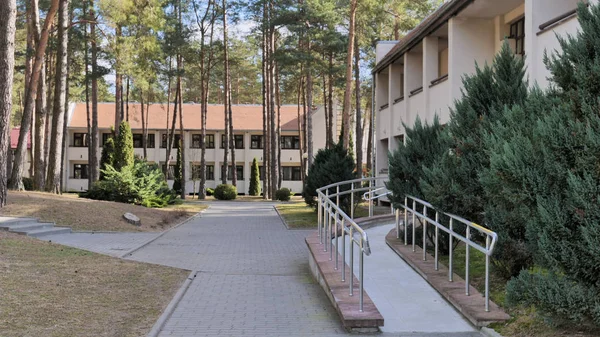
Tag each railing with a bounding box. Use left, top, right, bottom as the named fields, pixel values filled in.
left=396, top=195, right=498, bottom=312
left=316, top=176, right=388, bottom=311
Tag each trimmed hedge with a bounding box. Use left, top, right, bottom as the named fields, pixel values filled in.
left=275, top=188, right=291, bottom=201
left=214, top=184, right=237, bottom=200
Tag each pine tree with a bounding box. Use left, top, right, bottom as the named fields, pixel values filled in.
left=99, top=137, right=116, bottom=180
left=113, top=121, right=134, bottom=171
left=504, top=3, right=600, bottom=326
left=421, top=42, right=528, bottom=224
left=249, top=157, right=261, bottom=196
left=172, top=139, right=182, bottom=194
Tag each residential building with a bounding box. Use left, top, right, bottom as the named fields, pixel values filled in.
left=62, top=103, right=334, bottom=194
left=372, top=0, right=593, bottom=187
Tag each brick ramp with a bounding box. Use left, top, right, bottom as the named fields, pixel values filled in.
left=385, top=228, right=510, bottom=327
left=306, top=232, right=384, bottom=332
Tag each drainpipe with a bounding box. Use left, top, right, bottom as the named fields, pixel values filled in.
left=371, top=73, right=376, bottom=181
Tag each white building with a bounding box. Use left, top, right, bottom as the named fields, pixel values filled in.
left=62, top=103, right=334, bottom=194
left=373, top=0, right=593, bottom=184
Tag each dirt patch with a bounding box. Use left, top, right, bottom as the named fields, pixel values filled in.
left=0, top=191, right=207, bottom=232
left=0, top=231, right=188, bottom=337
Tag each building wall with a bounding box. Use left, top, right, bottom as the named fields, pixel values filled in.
left=374, top=0, right=587, bottom=186
left=63, top=106, right=332, bottom=195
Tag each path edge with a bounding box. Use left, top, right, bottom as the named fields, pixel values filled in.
left=146, top=270, right=198, bottom=337
left=120, top=206, right=210, bottom=258
left=273, top=205, right=291, bottom=230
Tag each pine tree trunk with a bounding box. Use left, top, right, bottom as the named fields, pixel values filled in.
left=114, top=25, right=122, bottom=134
left=229, top=91, right=236, bottom=186
left=10, top=0, right=60, bottom=190
left=297, top=75, right=304, bottom=184
left=221, top=0, right=230, bottom=185
left=276, top=63, right=282, bottom=188
left=306, top=51, right=313, bottom=168
left=341, top=0, right=357, bottom=150
left=126, top=77, right=130, bottom=121
left=328, top=51, right=334, bottom=147
left=269, top=3, right=277, bottom=197
left=60, top=29, right=71, bottom=192
left=178, top=69, right=186, bottom=199
left=0, top=0, right=16, bottom=207
left=32, top=0, right=47, bottom=190
left=141, top=91, right=147, bottom=159
left=354, top=39, right=362, bottom=177
left=366, top=100, right=372, bottom=175
left=89, top=4, right=99, bottom=183
left=44, top=0, right=68, bottom=194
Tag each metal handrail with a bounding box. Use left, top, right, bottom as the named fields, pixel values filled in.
left=316, top=176, right=390, bottom=312
left=396, top=194, right=498, bottom=312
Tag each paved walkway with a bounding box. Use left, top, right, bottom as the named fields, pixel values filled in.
left=43, top=232, right=159, bottom=257
left=39, top=202, right=481, bottom=337
left=340, top=224, right=475, bottom=334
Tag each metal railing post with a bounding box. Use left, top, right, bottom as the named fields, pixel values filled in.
left=423, top=205, right=427, bottom=261
left=350, top=186, right=355, bottom=219
left=435, top=211, right=439, bottom=271
left=412, top=199, right=416, bottom=252
left=359, top=248, right=364, bottom=312
left=336, top=185, right=340, bottom=210
left=318, top=196, right=321, bottom=240
left=485, top=235, right=490, bottom=312
left=369, top=179, right=373, bottom=217
left=349, top=227, right=354, bottom=297
left=334, top=211, right=338, bottom=270
left=465, top=226, right=470, bottom=296
left=341, top=219, right=346, bottom=282
left=404, top=197, right=408, bottom=245
left=323, top=204, right=328, bottom=252
left=449, top=218, right=453, bottom=282
left=395, top=208, right=400, bottom=239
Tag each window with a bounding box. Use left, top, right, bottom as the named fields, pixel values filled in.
left=251, top=135, right=263, bottom=149
left=73, top=164, right=88, bottom=179
left=222, top=165, right=244, bottom=180
left=101, top=133, right=113, bottom=147
left=191, top=134, right=202, bottom=148
left=510, top=17, right=525, bottom=56
left=206, top=135, right=215, bottom=149
left=221, top=135, right=244, bottom=149
left=161, top=134, right=181, bottom=148
left=133, top=134, right=155, bottom=148
left=73, top=133, right=88, bottom=147
left=161, top=164, right=177, bottom=180
left=190, top=164, right=214, bottom=180
left=281, top=136, right=300, bottom=149
left=282, top=166, right=302, bottom=181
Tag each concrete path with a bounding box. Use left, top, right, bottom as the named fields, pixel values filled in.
left=339, top=224, right=475, bottom=334
left=43, top=232, right=159, bottom=257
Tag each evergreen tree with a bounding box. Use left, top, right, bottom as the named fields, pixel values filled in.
left=421, top=42, right=528, bottom=225
left=248, top=157, right=261, bottom=196
left=99, top=137, right=116, bottom=181
left=172, top=139, right=182, bottom=194
left=504, top=3, right=600, bottom=326
left=113, top=121, right=134, bottom=171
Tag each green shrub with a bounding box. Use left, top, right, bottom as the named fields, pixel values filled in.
left=99, top=137, right=115, bottom=180
left=214, top=184, right=237, bottom=200
left=113, top=121, right=134, bottom=171
left=206, top=188, right=214, bottom=196
left=303, top=141, right=354, bottom=213
left=275, top=188, right=291, bottom=201
left=22, top=177, right=33, bottom=191
left=248, top=158, right=261, bottom=196
left=83, top=158, right=176, bottom=207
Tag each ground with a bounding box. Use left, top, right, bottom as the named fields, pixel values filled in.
left=0, top=231, right=188, bottom=337
left=276, top=199, right=393, bottom=228
left=0, top=191, right=207, bottom=232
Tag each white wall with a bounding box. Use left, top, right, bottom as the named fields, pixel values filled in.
left=376, top=41, right=398, bottom=63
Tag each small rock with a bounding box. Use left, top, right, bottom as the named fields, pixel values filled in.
left=123, top=212, right=141, bottom=226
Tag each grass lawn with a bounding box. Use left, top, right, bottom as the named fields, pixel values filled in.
left=0, top=231, right=188, bottom=337
left=0, top=191, right=207, bottom=232
left=275, top=201, right=317, bottom=228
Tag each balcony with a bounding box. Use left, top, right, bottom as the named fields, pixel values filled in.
left=429, top=75, right=450, bottom=123
left=378, top=106, right=390, bottom=140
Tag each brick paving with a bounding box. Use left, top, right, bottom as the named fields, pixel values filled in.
left=128, top=202, right=481, bottom=337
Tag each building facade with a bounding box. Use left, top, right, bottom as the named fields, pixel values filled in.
left=62, top=103, right=334, bottom=194
left=373, top=0, right=594, bottom=186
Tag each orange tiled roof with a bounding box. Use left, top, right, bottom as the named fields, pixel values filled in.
left=68, top=102, right=306, bottom=131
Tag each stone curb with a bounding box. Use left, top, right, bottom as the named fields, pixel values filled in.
left=273, top=205, right=291, bottom=230
left=146, top=270, right=198, bottom=337
left=481, top=327, right=504, bottom=337
left=120, top=206, right=210, bottom=258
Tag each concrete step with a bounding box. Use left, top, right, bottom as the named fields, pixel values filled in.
left=8, top=222, right=56, bottom=233
left=0, top=218, right=39, bottom=229
left=25, top=227, right=71, bottom=238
